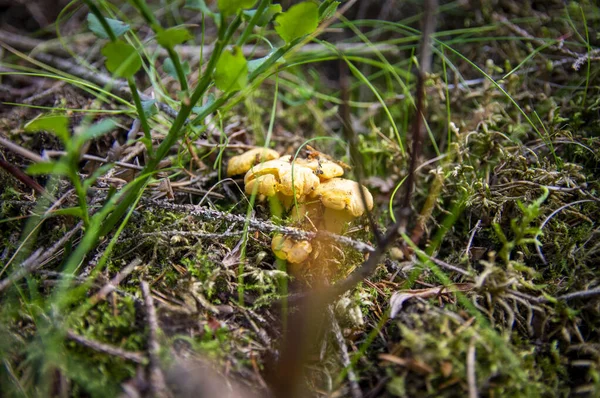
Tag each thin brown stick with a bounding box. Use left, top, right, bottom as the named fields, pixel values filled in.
left=0, top=158, right=50, bottom=198
left=0, top=136, right=44, bottom=163
left=89, top=257, right=142, bottom=305
left=399, top=0, right=438, bottom=233
left=0, top=222, right=83, bottom=293
left=145, top=199, right=375, bottom=253
left=467, top=337, right=478, bottom=398
left=66, top=329, right=147, bottom=364
left=329, top=306, right=362, bottom=398
left=141, top=281, right=170, bottom=398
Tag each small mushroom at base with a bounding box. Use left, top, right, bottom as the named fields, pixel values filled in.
left=271, top=233, right=312, bottom=264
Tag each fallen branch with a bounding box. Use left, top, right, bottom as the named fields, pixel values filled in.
left=66, top=329, right=147, bottom=364
left=141, top=281, right=170, bottom=398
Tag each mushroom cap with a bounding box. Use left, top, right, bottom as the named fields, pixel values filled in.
left=271, top=234, right=312, bottom=264
left=312, top=178, right=374, bottom=217
left=226, top=147, right=280, bottom=176
left=294, top=157, right=344, bottom=181
left=244, top=157, right=320, bottom=198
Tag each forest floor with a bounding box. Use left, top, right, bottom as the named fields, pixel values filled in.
left=0, top=1, right=599, bottom=397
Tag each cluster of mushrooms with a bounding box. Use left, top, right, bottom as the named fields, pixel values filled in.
left=227, top=147, right=373, bottom=276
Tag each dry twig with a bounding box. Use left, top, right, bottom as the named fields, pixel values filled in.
left=141, top=281, right=171, bottom=398
left=66, top=329, right=147, bottom=364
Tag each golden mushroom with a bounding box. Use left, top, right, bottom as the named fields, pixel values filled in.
left=244, top=156, right=320, bottom=205
left=294, top=157, right=344, bottom=181
left=312, top=178, right=374, bottom=234
left=226, top=147, right=280, bottom=177
left=271, top=233, right=312, bottom=264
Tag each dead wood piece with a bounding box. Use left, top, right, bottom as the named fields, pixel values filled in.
left=66, top=329, right=147, bottom=364
left=141, top=281, right=171, bottom=398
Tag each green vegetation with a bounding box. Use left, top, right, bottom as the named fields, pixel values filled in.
left=0, top=0, right=599, bottom=396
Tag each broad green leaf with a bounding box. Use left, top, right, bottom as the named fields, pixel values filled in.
left=75, top=119, right=117, bottom=147
left=214, top=46, right=248, bottom=92
left=319, top=1, right=340, bottom=21
left=275, top=2, right=319, bottom=43
left=156, top=27, right=193, bottom=48
left=242, top=4, right=282, bottom=26
left=218, top=0, right=256, bottom=17
left=163, top=58, right=190, bottom=80
left=25, top=114, right=70, bottom=143
left=87, top=13, right=130, bottom=39
left=101, top=41, right=142, bottom=78
left=141, top=99, right=158, bottom=118
left=27, top=161, right=71, bottom=177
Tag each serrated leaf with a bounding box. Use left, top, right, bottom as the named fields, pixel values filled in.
left=319, top=1, right=340, bottom=21
left=101, top=41, right=142, bottom=78
left=242, top=4, right=282, bottom=26
left=25, top=114, right=70, bottom=143
left=141, top=99, right=158, bottom=118
left=156, top=27, right=193, bottom=48
left=87, top=13, right=130, bottom=39
left=275, top=2, right=319, bottom=43
left=75, top=119, right=117, bottom=147
left=214, top=46, right=248, bottom=92
left=218, top=0, right=256, bottom=17
left=163, top=58, right=190, bottom=80
left=27, top=161, right=71, bottom=177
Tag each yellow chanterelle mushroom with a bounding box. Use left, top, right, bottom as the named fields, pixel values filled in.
left=226, top=147, right=280, bottom=177
left=293, top=157, right=344, bottom=181
left=271, top=233, right=313, bottom=264
left=312, top=178, right=374, bottom=234
left=244, top=156, right=320, bottom=199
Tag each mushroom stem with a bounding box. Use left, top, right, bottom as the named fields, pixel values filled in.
left=322, top=208, right=356, bottom=234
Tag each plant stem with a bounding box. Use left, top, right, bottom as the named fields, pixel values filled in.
left=83, top=0, right=117, bottom=41
left=127, top=78, right=153, bottom=156
left=237, top=0, right=270, bottom=46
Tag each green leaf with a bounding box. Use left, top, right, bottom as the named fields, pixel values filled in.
left=247, top=50, right=285, bottom=74
left=87, top=13, right=130, bottom=39
left=83, top=163, right=114, bottom=191
left=163, top=58, right=190, bottom=80
left=218, top=0, right=256, bottom=17
left=46, top=207, right=86, bottom=219
left=214, top=46, right=248, bottom=92
left=101, top=41, right=142, bottom=78
left=156, top=27, right=193, bottom=48
left=185, top=0, right=214, bottom=16
left=25, top=114, right=70, bottom=143
left=192, top=93, right=216, bottom=115
left=274, top=2, right=319, bottom=43
left=27, top=161, right=71, bottom=177
left=319, top=1, right=340, bottom=21
left=141, top=99, right=158, bottom=118
left=242, top=4, right=282, bottom=26
left=75, top=119, right=117, bottom=147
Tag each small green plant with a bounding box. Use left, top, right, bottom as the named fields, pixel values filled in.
left=493, top=188, right=549, bottom=264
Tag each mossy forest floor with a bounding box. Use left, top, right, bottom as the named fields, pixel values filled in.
left=1, top=1, right=599, bottom=397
